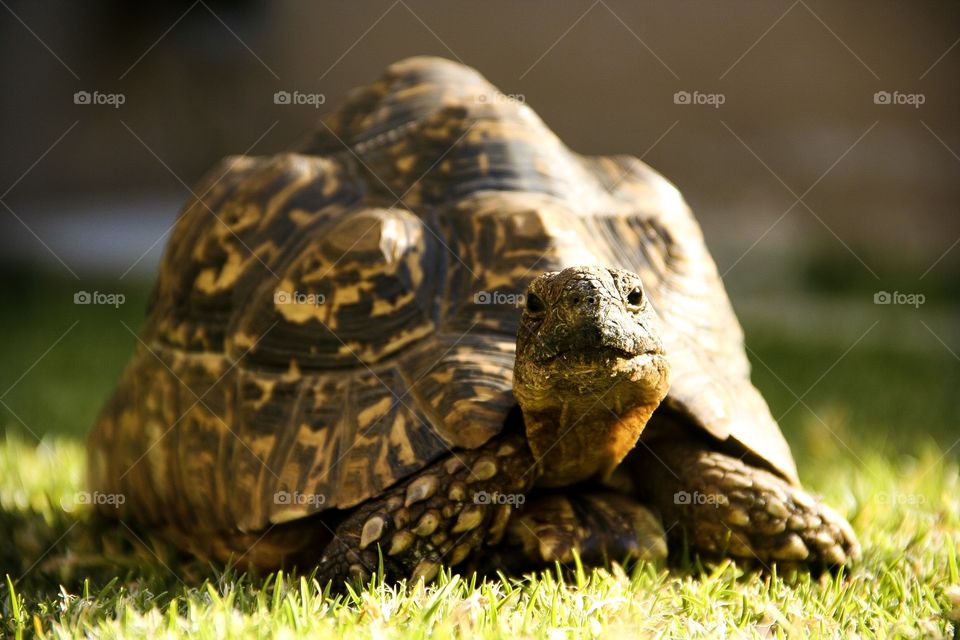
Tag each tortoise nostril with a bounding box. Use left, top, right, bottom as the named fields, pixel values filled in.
left=569, top=295, right=599, bottom=308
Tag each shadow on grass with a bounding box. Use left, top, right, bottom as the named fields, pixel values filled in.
left=0, top=502, right=204, bottom=601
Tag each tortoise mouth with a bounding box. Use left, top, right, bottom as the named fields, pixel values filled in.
left=538, top=345, right=661, bottom=366
left=515, top=348, right=670, bottom=407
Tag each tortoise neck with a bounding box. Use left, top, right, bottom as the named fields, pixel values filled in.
left=520, top=385, right=661, bottom=487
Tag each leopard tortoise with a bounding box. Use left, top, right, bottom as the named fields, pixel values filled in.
left=87, top=56, right=859, bottom=584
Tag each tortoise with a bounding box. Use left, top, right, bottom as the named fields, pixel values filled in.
left=87, top=56, right=859, bottom=584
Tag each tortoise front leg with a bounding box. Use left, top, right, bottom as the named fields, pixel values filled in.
left=316, top=432, right=536, bottom=587
left=631, top=437, right=861, bottom=568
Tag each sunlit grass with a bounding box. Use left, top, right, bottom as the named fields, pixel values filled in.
left=1, top=428, right=958, bottom=638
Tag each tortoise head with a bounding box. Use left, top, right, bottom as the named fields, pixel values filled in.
left=514, top=266, right=671, bottom=486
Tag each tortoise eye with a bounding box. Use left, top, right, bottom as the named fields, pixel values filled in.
left=525, top=293, right=545, bottom=314
left=627, top=288, right=643, bottom=306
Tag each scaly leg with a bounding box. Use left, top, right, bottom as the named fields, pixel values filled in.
left=316, top=432, right=536, bottom=586
left=632, top=436, right=860, bottom=568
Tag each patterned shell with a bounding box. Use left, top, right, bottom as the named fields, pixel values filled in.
left=87, top=57, right=797, bottom=536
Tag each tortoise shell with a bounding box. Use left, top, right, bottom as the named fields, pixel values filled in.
left=87, top=56, right=797, bottom=537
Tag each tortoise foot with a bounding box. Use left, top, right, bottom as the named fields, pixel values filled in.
left=494, top=491, right=667, bottom=569
left=636, top=440, right=861, bottom=569
left=316, top=433, right=535, bottom=587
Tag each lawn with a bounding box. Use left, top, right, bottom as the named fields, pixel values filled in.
left=1, top=258, right=958, bottom=638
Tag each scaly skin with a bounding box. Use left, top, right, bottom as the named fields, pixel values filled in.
left=316, top=432, right=536, bottom=586
left=629, top=434, right=861, bottom=567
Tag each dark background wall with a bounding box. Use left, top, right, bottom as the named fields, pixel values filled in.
left=1, top=0, right=958, bottom=280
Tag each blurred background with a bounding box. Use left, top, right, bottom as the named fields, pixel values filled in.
left=0, top=0, right=957, bottom=461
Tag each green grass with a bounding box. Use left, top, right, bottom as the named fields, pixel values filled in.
left=1, top=265, right=959, bottom=638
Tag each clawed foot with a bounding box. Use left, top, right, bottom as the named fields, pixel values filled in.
left=637, top=442, right=860, bottom=569
left=684, top=450, right=860, bottom=566
left=503, top=491, right=667, bottom=565
left=316, top=434, right=535, bottom=587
